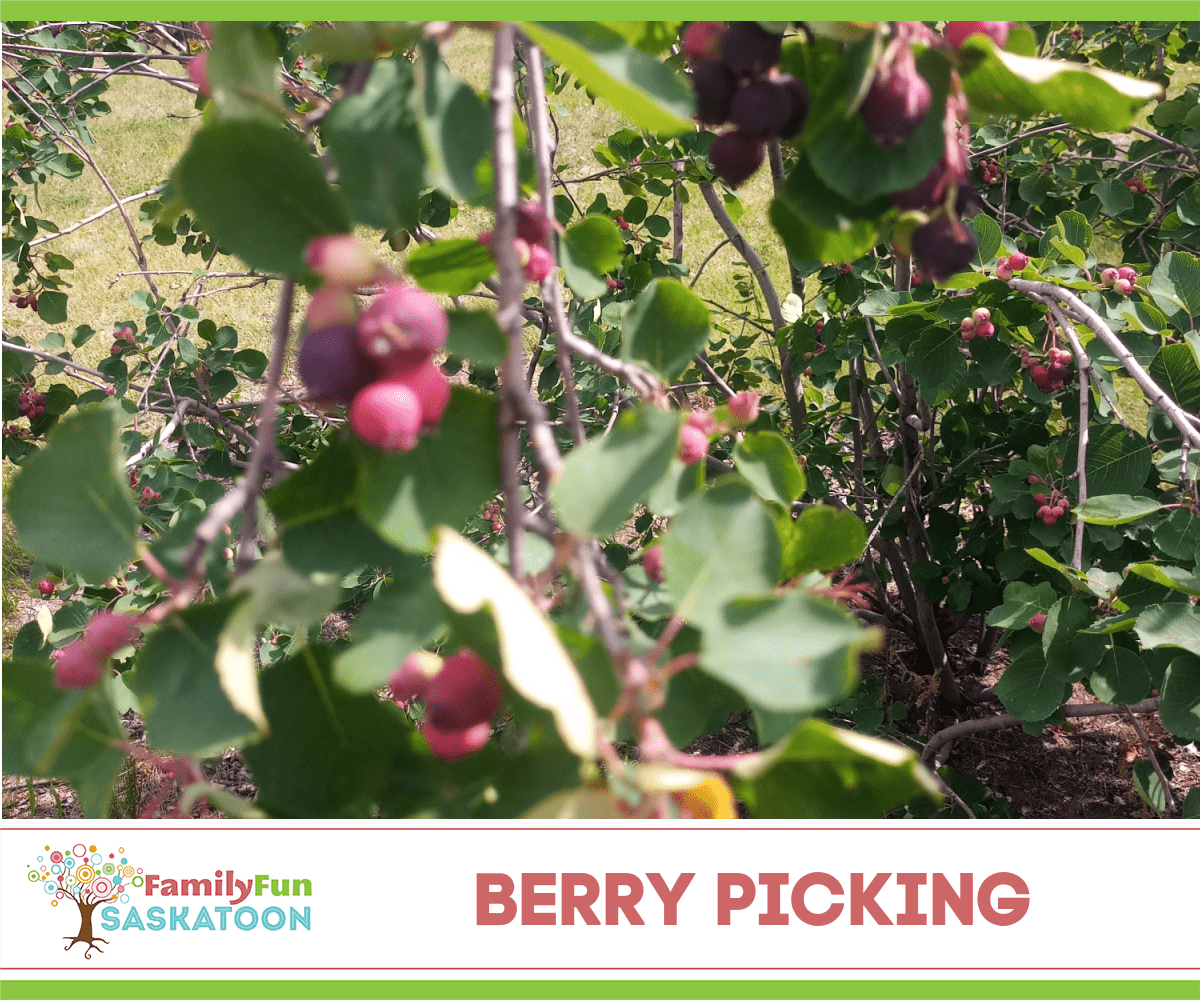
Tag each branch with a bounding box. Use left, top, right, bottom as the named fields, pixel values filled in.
left=1121, top=706, right=1179, bottom=817
left=1009, top=279, right=1200, bottom=450
left=28, top=185, right=165, bottom=248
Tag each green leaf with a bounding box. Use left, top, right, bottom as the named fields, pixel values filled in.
left=36, top=291, right=68, bottom=325
left=407, top=239, right=497, bottom=295
left=994, top=633, right=1070, bottom=722
left=807, top=51, right=949, bottom=204
left=176, top=121, right=350, bottom=277
left=414, top=41, right=492, bottom=202
left=701, top=591, right=876, bottom=714
left=731, top=718, right=939, bottom=819
left=959, top=37, right=1164, bottom=131
left=734, top=431, right=806, bottom=508
left=434, top=528, right=598, bottom=759
left=242, top=646, right=416, bottom=817
left=905, top=325, right=968, bottom=398
left=1088, top=642, right=1150, bottom=707
left=357, top=388, right=501, bottom=552
left=8, top=403, right=139, bottom=581
left=769, top=197, right=880, bottom=267
left=266, top=440, right=359, bottom=526
left=972, top=214, right=1002, bottom=266
left=280, top=510, right=418, bottom=578
left=208, top=22, right=283, bottom=125
left=1148, top=251, right=1200, bottom=320
left=1126, top=563, right=1200, bottom=598
left=1135, top=603, right=1200, bottom=651
left=560, top=216, right=625, bottom=299
left=1153, top=509, right=1200, bottom=561
left=446, top=309, right=508, bottom=368
left=778, top=505, right=867, bottom=578
left=1073, top=494, right=1160, bottom=525
left=663, top=479, right=781, bottom=627
left=985, top=581, right=1058, bottom=629
left=2, top=658, right=127, bottom=818
left=1063, top=423, right=1151, bottom=499
left=1160, top=654, right=1200, bottom=741
left=1148, top=342, right=1200, bottom=412
left=1094, top=177, right=1134, bottom=216
left=550, top=405, right=680, bottom=538
left=1041, top=595, right=1094, bottom=676
left=522, top=22, right=695, bottom=136
left=1057, top=211, right=1093, bottom=251
left=620, top=279, right=710, bottom=381
left=127, top=600, right=260, bottom=757
left=322, top=57, right=424, bottom=233
left=643, top=457, right=704, bottom=518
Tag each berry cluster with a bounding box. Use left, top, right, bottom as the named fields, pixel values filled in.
left=139, top=485, right=163, bottom=507
left=8, top=289, right=39, bottom=311
left=959, top=306, right=995, bottom=341
left=685, top=22, right=808, bottom=188
left=51, top=611, right=141, bottom=690
left=299, top=234, right=452, bottom=454
left=389, top=648, right=502, bottom=761
left=477, top=203, right=555, bottom=284
left=1101, top=265, right=1138, bottom=296
left=680, top=409, right=715, bottom=465
left=995, top=250, right=1029, bottom=281
left=111, top=325, right=137, bottom=355
left=2, top=424, right=29, bottom=438
left=1028, top=474, right=1071, bottom=526
left=978, top=157, right=1002, bottom=185
left=1123, top=175, right=1149, bottom=195
left=1021, top=345, right=1073, bottom=394
left=17, top=387, right=47, bottom=420
left=481, top=500, right=503, bottom=534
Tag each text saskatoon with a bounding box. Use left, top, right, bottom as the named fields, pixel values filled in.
left=100, top=872, right=313, bottom=933
left=477, top=872, right=1031, bottom=926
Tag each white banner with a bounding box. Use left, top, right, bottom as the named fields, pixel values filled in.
left=1, top=821, right=1196, bottom=980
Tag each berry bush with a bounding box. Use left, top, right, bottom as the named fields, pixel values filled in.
left=3, top=19, right=1199, bottom=819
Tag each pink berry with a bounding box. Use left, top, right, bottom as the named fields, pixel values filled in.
left=1101, top=267, right=1119, bottom=284
left=972, top=307, right=991, bottom=325
left=727, top=391, right=760, bottom=424
left=388, top=360, right=452, bottom=430
left=104, top=385, right=115, bottom=396
left=37, top=578, right=55, bottom=596
left=1043, top=514, right=1058, bottom=526
left=357, top=282, right=449, bottom=370
left=1037, top=505, right=1053, bottom=520
left=305, top=234, right=379, bottom=289
left=1117, top=266, right=1137, bottom=282
left=1028, top=612, right=1046, bottom=634
left=515, top=202, right=551, bottom=246
left=53, top=642, right=105, bottom=690
left=1033, top=493, right=1048, bottom=506
left=683, top=21, right=724, bottom=61
left=1007, top=251, right=1029, bottom=271
left=83, top=611, right=141, bottom=658
left=679, top=424, right=709, bottom=465
left=976, top=321, right=995, bottom=338
left=297, top=325, right=378, bottom=405
left=424, top=649, right=502, bottom=731
left=960, top=317, right=976, bottom=334
left=187, top=53, right=211, bottom=96
left=686, top=409, right=717, bottom=436
left=1114, top=278, right=1133, bottom=295
left=1058, top=498, right=1070, bottom=510
left=421, top=720, right=491, bottom=761
left=643, top=544, right=665, bottom=584
left=348, top=380, right=423, bottom=452
left=306, top=286, right=359, bottom=331
left=1028, top=476, right=1040, bottom=484
left=945, top=21, right=1011, bottom=49
left=389, top=651, right=439, bottom=704
left=996, top=262, right=1014, bottom=281
left=523, top=244, right=554, bottom=284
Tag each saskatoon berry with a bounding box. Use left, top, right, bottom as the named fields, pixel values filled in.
left=389, top=650, right=440, bottom=704
left=776, top=75, right=810, bottom=139
left=1117, top=266, right=1137, bottom=282
left=679, top=423, right=710, bottom=465
left=858, top=48, right=931, bottom=147
left=944, top=21, right=1011, bottom=49
left=728, top=391, right=760, bottom=424
left=53, top=642, right=104, bottom=690
left=349, top=380, right=423, bottom=452
left=389, top=359, right=452, bottom=430
left=305, top=234, right=379, bottom=289
left=691, top=60, right=738, bottom=126
left=1101, top=267, right=1119, bottom=284
left=730, top=79, right=794, bottom=139
left=643, top=544, right=665, bottom=584
left=708, top=129, right=765, bottom=188
left=683, top=21, right=724, bottom=62
left=1044, top=514, right=1058, bottom=526
left=514, top=201, right=550, bottom=246
left=297, top=325, right=378, bottom=405
left=720, top=22, right=783, bottom=78
left=37, top=578, right=55, bottom=596
left=523, top=244, right=555, bottom=284
left=1033, top=493, right=1048, bottom=505
left=84, top=611, right=140, bottom=658
left=911, top=216, right=978, bottom=281
left=1028, top=612, right=1047, bottom=633
left=422, top=719, right=492, bottom=762
left=1008, top=251, right=1030, bottom=271
left=187, top=53, right=211, bottom=96
left=686, top=409, right=717, bottom=436
left=306, top=285, right=359, bottom=331
left=357, top=282, right=449, bottom=370
left=1114, top=278, right=1133, bottom=295
left=424, top=649, right=502, bottom=731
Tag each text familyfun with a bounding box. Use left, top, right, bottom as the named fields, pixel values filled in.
left=143, top=871, right=312, bottom=905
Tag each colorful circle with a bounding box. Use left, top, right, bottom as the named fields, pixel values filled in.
left=90, top=853, right=102, bottom=866
left=136, top=868, right=143, bottom=874
left=51, top=900, right=58, bottom=907
left=119, top=894, right=130, bottom=904
left=55, top=890, right=65, bottom=899
left=89, top=844, right=96, bottom=852
left=120, top=865, right=135, bottom=877
left=72, top=844, right=86, bottom=857
left=113, top=875, right=122, bottom=886
left=40, top=865, right=48, bottom=872
left=102, top=863, right=115, bottom=875
left=65, top=858, right=75, bottom=868
left=51, top=864, right=62, bottom=875
left=44, top=882, right=57, bottom=894
left=75, top=865, right=95, bottom=883
left=50, top=851, right=64, bottom=864
left=131, top=875, right=143, bottom=887
left=92, top=878, right=112, bottom=896
left=27, top=871, right=39, bottom=883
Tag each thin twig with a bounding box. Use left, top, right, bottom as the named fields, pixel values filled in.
left=1121, top=706, right=1179, bottom=817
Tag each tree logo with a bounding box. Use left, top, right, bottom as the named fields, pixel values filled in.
left=28, top=842, right=141, bottom=959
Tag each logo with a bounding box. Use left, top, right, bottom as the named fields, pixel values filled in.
left=28, top=842, right=141, bottom=959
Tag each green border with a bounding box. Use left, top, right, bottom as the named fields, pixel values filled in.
left=1, top=3, right=1199, bottom=17
left=3, top=983, right=1200, bottom=1000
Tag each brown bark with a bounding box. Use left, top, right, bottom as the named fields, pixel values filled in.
left=63, top=900, right=108, bottom=959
